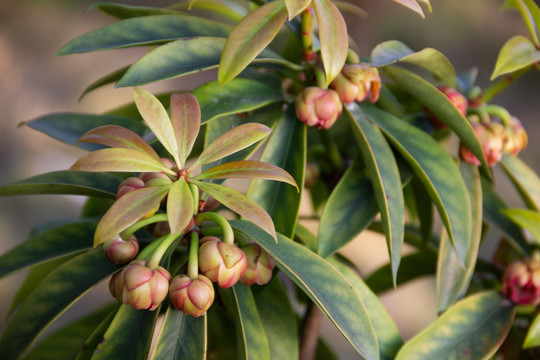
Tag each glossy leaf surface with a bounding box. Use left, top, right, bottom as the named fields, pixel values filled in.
left=285, top=0, right=311, bottom=19
left=501, top=153, right=540, bottom=211
left=501, top=208, right=540, bottom=243
left=491, top=35, right=540, bottom=79
left=395, top=291, right=516, bottom=360
left=170, top=93, right=201, bottom=168
left=167, top=178, right=194, bottom=236
left=89, top=3, right=185, bottom=19
left=390, top=0, right=425, bottom=17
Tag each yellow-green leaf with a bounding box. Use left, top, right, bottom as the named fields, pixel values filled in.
left=285, top=0, right=311, bottom=20
left=491, top=35, right=540, bottom=80
left=524, top=312, right=540, bottom=348
left=390, top=0, right=424, bottom=17
left=501, top=208, right=540, bottom=243
left=170, top=93, right=201, bottom=168
left=313, top=0, right=348, bottom=85
left=167, top=178, right=194, bottom=236
left=501, top=152, right=540, bottom=211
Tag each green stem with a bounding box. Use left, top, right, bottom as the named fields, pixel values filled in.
left=136, top=234, right=168, bottom=261
left=187, top=232, right=200, bottom=278
left=196, top=212, right=234, bottom=244
left=319, top=129, right=343, bottom=170
left=301, top=7, right=315, bottom=63
left=120, top=213, right=169, bottom=240
left=313, top=67, right=327, bottom=89
left=481, top=66, right=530, bottom=103
left=189, top=183, right=199, bottom=215
left=146, top=232, right=184, bottom=269
left=483, top=104, right=512, bottom=127
left=467, top=107, right=491, bottom=124
left=200, top=226, right=222, bottom=237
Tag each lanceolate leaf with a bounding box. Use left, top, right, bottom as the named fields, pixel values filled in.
left=395, top=291, right=516, bottom=360
left=70, top=148, right=175, bottom=175
left=437, top=162, right=483, bottom=312
left=191, top=179, right=277, bottom=241
left=231, top=221, right=379, bottom=360
left=382, top=66, right=490, bottom=173
left=89, top=3, right=185, bottom=19
left=0, top=171, right=122, bottom=198
left=0, top=250, right=120, bottom=360
left=80, top=66, right=129, bottom=99
left=524, top=312, right=540, bottom=349
left=363, top=104, right=471, bottom=266
left=346, top=104, right=404, bottom=284
left=501, top=153, right=540, bottom=211
left=218, top=0, right=288, bottom=84
left=191, top=123, right=272, bottom=169
left=195, top=160, right=297, bottom=188
left=167, top=178, right=194, bottom=236
left=285, top=0, right=311, bottom=20
left=506, top=0, right=540, bottom=47
left=193, top=78, right=283, bottom=124
left=77, top=125, right=160, bottom=161
left=170, top=93, right=201, bottom=168
left=134, top=88, right=181, bottom=166
left=149, top=307, right=206, bottom=360
left=94, top=185, right=171, bottom=246
left=491, top=35, right=540, bottom=79
left=247, top=108, right=305, bottom=238
left=390, top=0, right=424, bottom=17
left=501, top=208, right=540, bottom=243
left=57, top=15, right=231, bottom=55
left=313, top=0, right=348, bottom=85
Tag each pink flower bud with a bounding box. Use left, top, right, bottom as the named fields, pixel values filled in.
left=198, top=236, right=247, bottom=289
left=459, top=122, right=505, bottom=167
left=330, top=64, right=381, bottom=104
left=104, top=234, right=139, bottom=264
left=169, top=274, right=215, bottom=317
left=295, top=87, right=342, bottom=129
left=502, top=258, right=540, bottom=305
left=116, top=177, right=145, bottom=199
left=239, top=244, right=275, bottom=286
left=121, top=260, right=171, bottom=310
left=438, top=86, right=468, bottom=116
left=503, top=116, right=527, bottom=156
left=109, top=269, right=125, bottom=303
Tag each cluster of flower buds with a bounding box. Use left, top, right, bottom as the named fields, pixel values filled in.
left=295, top=87, right=342, bottom=129
left=460, top=121, right=505, bottom=167
left=503, top=116, right=528, bottom=155
left=169, top=274, right=215, bottom=317
left=502, top=257, right=540, bottom=306
left=240, top=243, right=276, bottom=286
left=330, top=63, right=381, bottom=104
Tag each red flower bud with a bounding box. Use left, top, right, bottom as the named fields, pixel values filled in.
left=121, top=260, right=171, bottom=310
left=438, top=86, right=468, bottom=116
left=239, top=244, right=275, bottom=286
left=104, top=234, right=139, bottom=264
left=330, top=64, right=381, bottom=104
left=503, top=116, right=527, bottom=156
left=295, top=87, right=342, bottom=129
left=198, top=236, right=247, bottom=288
left=502, top=258, right=540, bottom=305
left=459, top=122, right=504, bottom=167
left=116, top=177, right=145, bottom=199
left=169, top=274, right=215, bottom=317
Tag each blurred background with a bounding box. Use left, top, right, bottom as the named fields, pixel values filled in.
left=0, top=0, right=539, bottom=357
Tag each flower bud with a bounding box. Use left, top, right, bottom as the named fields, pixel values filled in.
left=459, top=122, right=504, bottom=167
left=109, top=269, right=125, bottom=302
left=169, top=274, right=215, bottom=317
left=198, top=236, right=247, bottom=288
left=295, top=87, right=342, bottom=129
left=104, top=234, right=139, bottom=264
left=117, top=177, right=145, bottom=199
left=502, top=258, right=540, bottom=305
left=438, top=86, right=468, bottom=116
left=239, top=244, right=275, bottom=286
left=122, top=260, right=171, bottom=310
left=503, top=116, right=527, bottom=156
left=330, top=63, right=381, bottom=104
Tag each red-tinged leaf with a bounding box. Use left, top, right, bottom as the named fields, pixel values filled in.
left=190, top=179, right=277, bottom=241
left=190, top=123, right=272, bottom=170
left=77, top=125, right=160, bottom=161
left=167, top=178, right=194, bottom=236
left=170, top=93, right=201, bottom=169
left=285, top=0, right=311, bottom=20
left=134, top=88, right=180, bottom=166
left=313, top=0, right=348, bottom=85
left=194, top=160, right=298, bottom=190
left=94, top=185, right=170, bottom=246
left=390, top=0, right=425, bottom=17
left=70, top=148, right=175, bottom=175
left=218, top=0, right=288, bottom=84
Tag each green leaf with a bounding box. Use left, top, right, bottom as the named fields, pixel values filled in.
left=75, top=308, right=118, bottom=360
left=231, top=221, right=379, bottom=360
left=247, top=108, right=305, bottom=238
left=89, top=3, right=185, bottom=19
left=334, top=1, right=368, bottom=19
left=507, top=0, right=540, bottom=47
left=57, top=15, right=231, bottom=55
left=501, top=208, right=540, bottom=243
left=170, top=93, right=201, bottom=168
left=500, top=153, right=540, bottom=211
left=371, top=40, right=456, bottom=87
left=0, top=171, right=122, bottom=198
left=92, top=304, right=159, bottom=360
left=524, top=312, right=540, bottom=348
left=0, top=250, right=120, bottom=360
left=491, top=35, right=540, bottom=79
left=78, top=125, right=160, bottom=161
left=313, top=0, right=348, bottom=85
left=218, top=1, right=288, bottom=84
left=437, top=162, right=483, bottom=312
left=0, top=220, right=97, bottom=279
left=22, top=304, right=117, bottom=360
left=167, top=178, right=194, bottom=236
left=395, top=291, right=516, bottom=360
left=318, top=156, right=378, bottom=258
left=363, top=104, right=471, bottom=266
left=382, top=66, right=490, bottom=173
left=191, top=123, right=272, bottom=169
left=193, top=78, right=283, bottom=124
left=176, top=0, right=248, bottom=22
left=285, top=0, right=311, bottom=20
left=79, top=66, right=129, bottom=99
left=190, top=179, right=277, bottom=241
left=22, top=113, right=147, bottom=151
left=390, top=0, right=425, bottom=17
left=94, top=185, right=170, bottom=246
left=254, top=276, right=299, bottom=360
left=70, top=148, right=174, bottom=175
left=328, top=257, right=403, bottom=360
left=149, top=307, right=206, bottom=360
left=346, top=104, right=405, bottom=283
